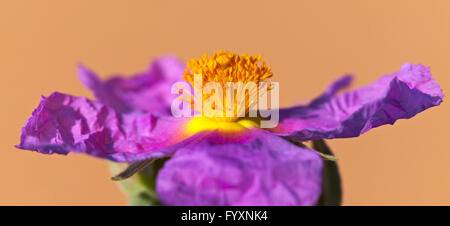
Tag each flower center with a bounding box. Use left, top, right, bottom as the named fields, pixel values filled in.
left=182, top=50, right=273, bottom=122
left=186, top=117, right=260, bottom=135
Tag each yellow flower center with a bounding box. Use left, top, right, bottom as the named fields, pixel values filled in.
left=186, top=117, right=260, bottom=135
left=182, top=50, right=273, bottom=122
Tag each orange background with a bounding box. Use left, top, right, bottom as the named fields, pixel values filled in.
left=1, top=0, right=449, bottom=205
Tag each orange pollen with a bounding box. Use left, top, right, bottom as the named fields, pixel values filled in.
left=180, top=50, right=273, bottom=121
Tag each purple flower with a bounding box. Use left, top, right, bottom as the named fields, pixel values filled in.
left=16, top=51, right=443, bottom=206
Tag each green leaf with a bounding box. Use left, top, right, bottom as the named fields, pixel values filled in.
left=312, top=139, right=342, bottom=206
left=111, top=159, right=155, bottom=181
left=109, top=159, right=166, bottom=206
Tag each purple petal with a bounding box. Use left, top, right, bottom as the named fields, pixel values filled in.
left=156, top=130, right=323, bottom=206
left=308, top=74, right=353, bottom=106
left=78, top=56, right=185, bottom=115
left=16, top=92, right=198, bottom=162
left=273, top=63, right=444, bottom=141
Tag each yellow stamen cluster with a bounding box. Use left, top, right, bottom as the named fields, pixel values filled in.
left=183, top=50, right=273, bottom=87
left=181, top=50, right=273, bottom=121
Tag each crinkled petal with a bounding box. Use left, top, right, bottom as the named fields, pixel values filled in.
left=308, top=74, right=353, bottom=106
left=273, top=63, right=444, bottom=141
left=156, top=130, right=323, bottom=206
left=78, top=56, right=185, bottom=115
left=16, top=92, right=199, bottom=162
